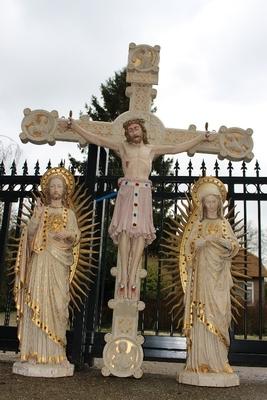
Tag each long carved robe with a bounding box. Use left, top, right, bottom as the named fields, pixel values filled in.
left=14, top=206, right=80, bottom=364
left=183, top=218, right=239, bottom=373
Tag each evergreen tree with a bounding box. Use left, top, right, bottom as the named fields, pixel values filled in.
left=87, top=68, right=129, bottom=122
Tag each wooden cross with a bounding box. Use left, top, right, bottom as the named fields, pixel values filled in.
left=20, top=42, right=254, bottom=163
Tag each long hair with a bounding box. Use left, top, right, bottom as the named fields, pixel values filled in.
left=123, top=119, right=149, bottom=144
left=44, top=175, right=70, bottom=207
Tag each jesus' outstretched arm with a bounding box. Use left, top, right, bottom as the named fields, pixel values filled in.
left=70, top=119, right=120, bottom=152
left=151, top=132, right=212, bottom=158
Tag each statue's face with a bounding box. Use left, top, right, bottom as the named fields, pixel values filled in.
left=203, top=194, right=219, bottom=215
left=48, top=177, right=65, bottom=201
left=40, top=116, right=48, bottom=124
left=118, top=341, right=127, bottom=353
left=126, top=123, right=143, bottom=144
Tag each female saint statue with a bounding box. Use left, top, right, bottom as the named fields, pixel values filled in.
left=162, top=177, right=245, bottom=386
left=178, top=177, right=240, bottom=386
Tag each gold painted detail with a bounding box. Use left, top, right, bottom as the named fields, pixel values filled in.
left=40, top=167, right=75, bottom=197
left=206, top=221, right=220, bottom=236
left=26, top=291, right=66, bottom=347
left=21, top=353, right=66, bottom=364
left=185, top=362, right=233, bottom=374
left=198, top=364, right=210, bottom=373
left=191, top=176, right=227, bottom=206
left=179, top=211, right=199, bottom=292
left=34, top=207, right=68, bottom=252
left=161, top=176, right=248, bottom=332
left=47, top=213, right=66, bottom=232
left=223, top=362, right=234, bottom=374
left=187, top=301, right=229, bottom=348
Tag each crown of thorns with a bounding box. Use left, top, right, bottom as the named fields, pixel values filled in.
left=123, top=119, right=146, bottom=131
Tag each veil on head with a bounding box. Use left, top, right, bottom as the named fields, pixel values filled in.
left=191, top=177, right=227, bottom=220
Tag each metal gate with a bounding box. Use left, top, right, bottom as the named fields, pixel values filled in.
left=1, top=146, right=267, bottom=366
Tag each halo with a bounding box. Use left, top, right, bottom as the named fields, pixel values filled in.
left=40, top=167, right=75, bottom=196
left=191, top=176, right=227, bottom=207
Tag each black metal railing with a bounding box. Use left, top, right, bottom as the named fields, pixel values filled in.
left=1, top=155, right=267, bottom=366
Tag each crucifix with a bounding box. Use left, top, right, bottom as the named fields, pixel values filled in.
left=19, top=42, right=254, bottom=378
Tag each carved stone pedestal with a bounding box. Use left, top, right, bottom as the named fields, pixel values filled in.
left=177, top=370, right=240, bottom=387
left=101, top=265, right=146, bottom=378
left=12, top=361, right=74, bottom=378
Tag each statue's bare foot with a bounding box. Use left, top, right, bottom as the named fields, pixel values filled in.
left=129, top=283, right=138, bottom=300
left=117, top=282, right=127, bottom=299
left=223, top=363, right=234, bottom=374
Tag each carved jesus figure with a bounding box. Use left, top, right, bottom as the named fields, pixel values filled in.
left=69, top=118, right=211, bottom=299
left=13, top=168, right=80, bottom=377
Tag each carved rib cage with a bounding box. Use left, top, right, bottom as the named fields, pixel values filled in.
left=7, top=179, right=99, bottom=314
left=161, top=197, right=250, bottom=330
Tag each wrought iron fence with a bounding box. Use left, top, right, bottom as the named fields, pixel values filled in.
left=1, top=152, right=267, bottom=366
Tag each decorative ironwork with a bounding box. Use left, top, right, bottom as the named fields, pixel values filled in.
left=1, top=157, right=267, bottom=366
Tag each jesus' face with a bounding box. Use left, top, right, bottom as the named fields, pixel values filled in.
left=48, top=177, right=65, bottom=201
left=126, top=123, right=143, bottom=144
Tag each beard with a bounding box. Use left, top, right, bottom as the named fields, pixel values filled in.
left=126, top=135, right=142, bottom=144
left=50, top=193, right=62, bottom=200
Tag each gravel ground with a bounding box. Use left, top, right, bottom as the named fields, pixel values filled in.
left=0, top=354, right=267, bottom=400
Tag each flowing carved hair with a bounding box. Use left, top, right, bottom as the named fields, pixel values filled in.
left=44, top=175, right=70, bottom=207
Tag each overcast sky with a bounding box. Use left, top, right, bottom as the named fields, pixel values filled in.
left=1, top=0, right=267, bottom=175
